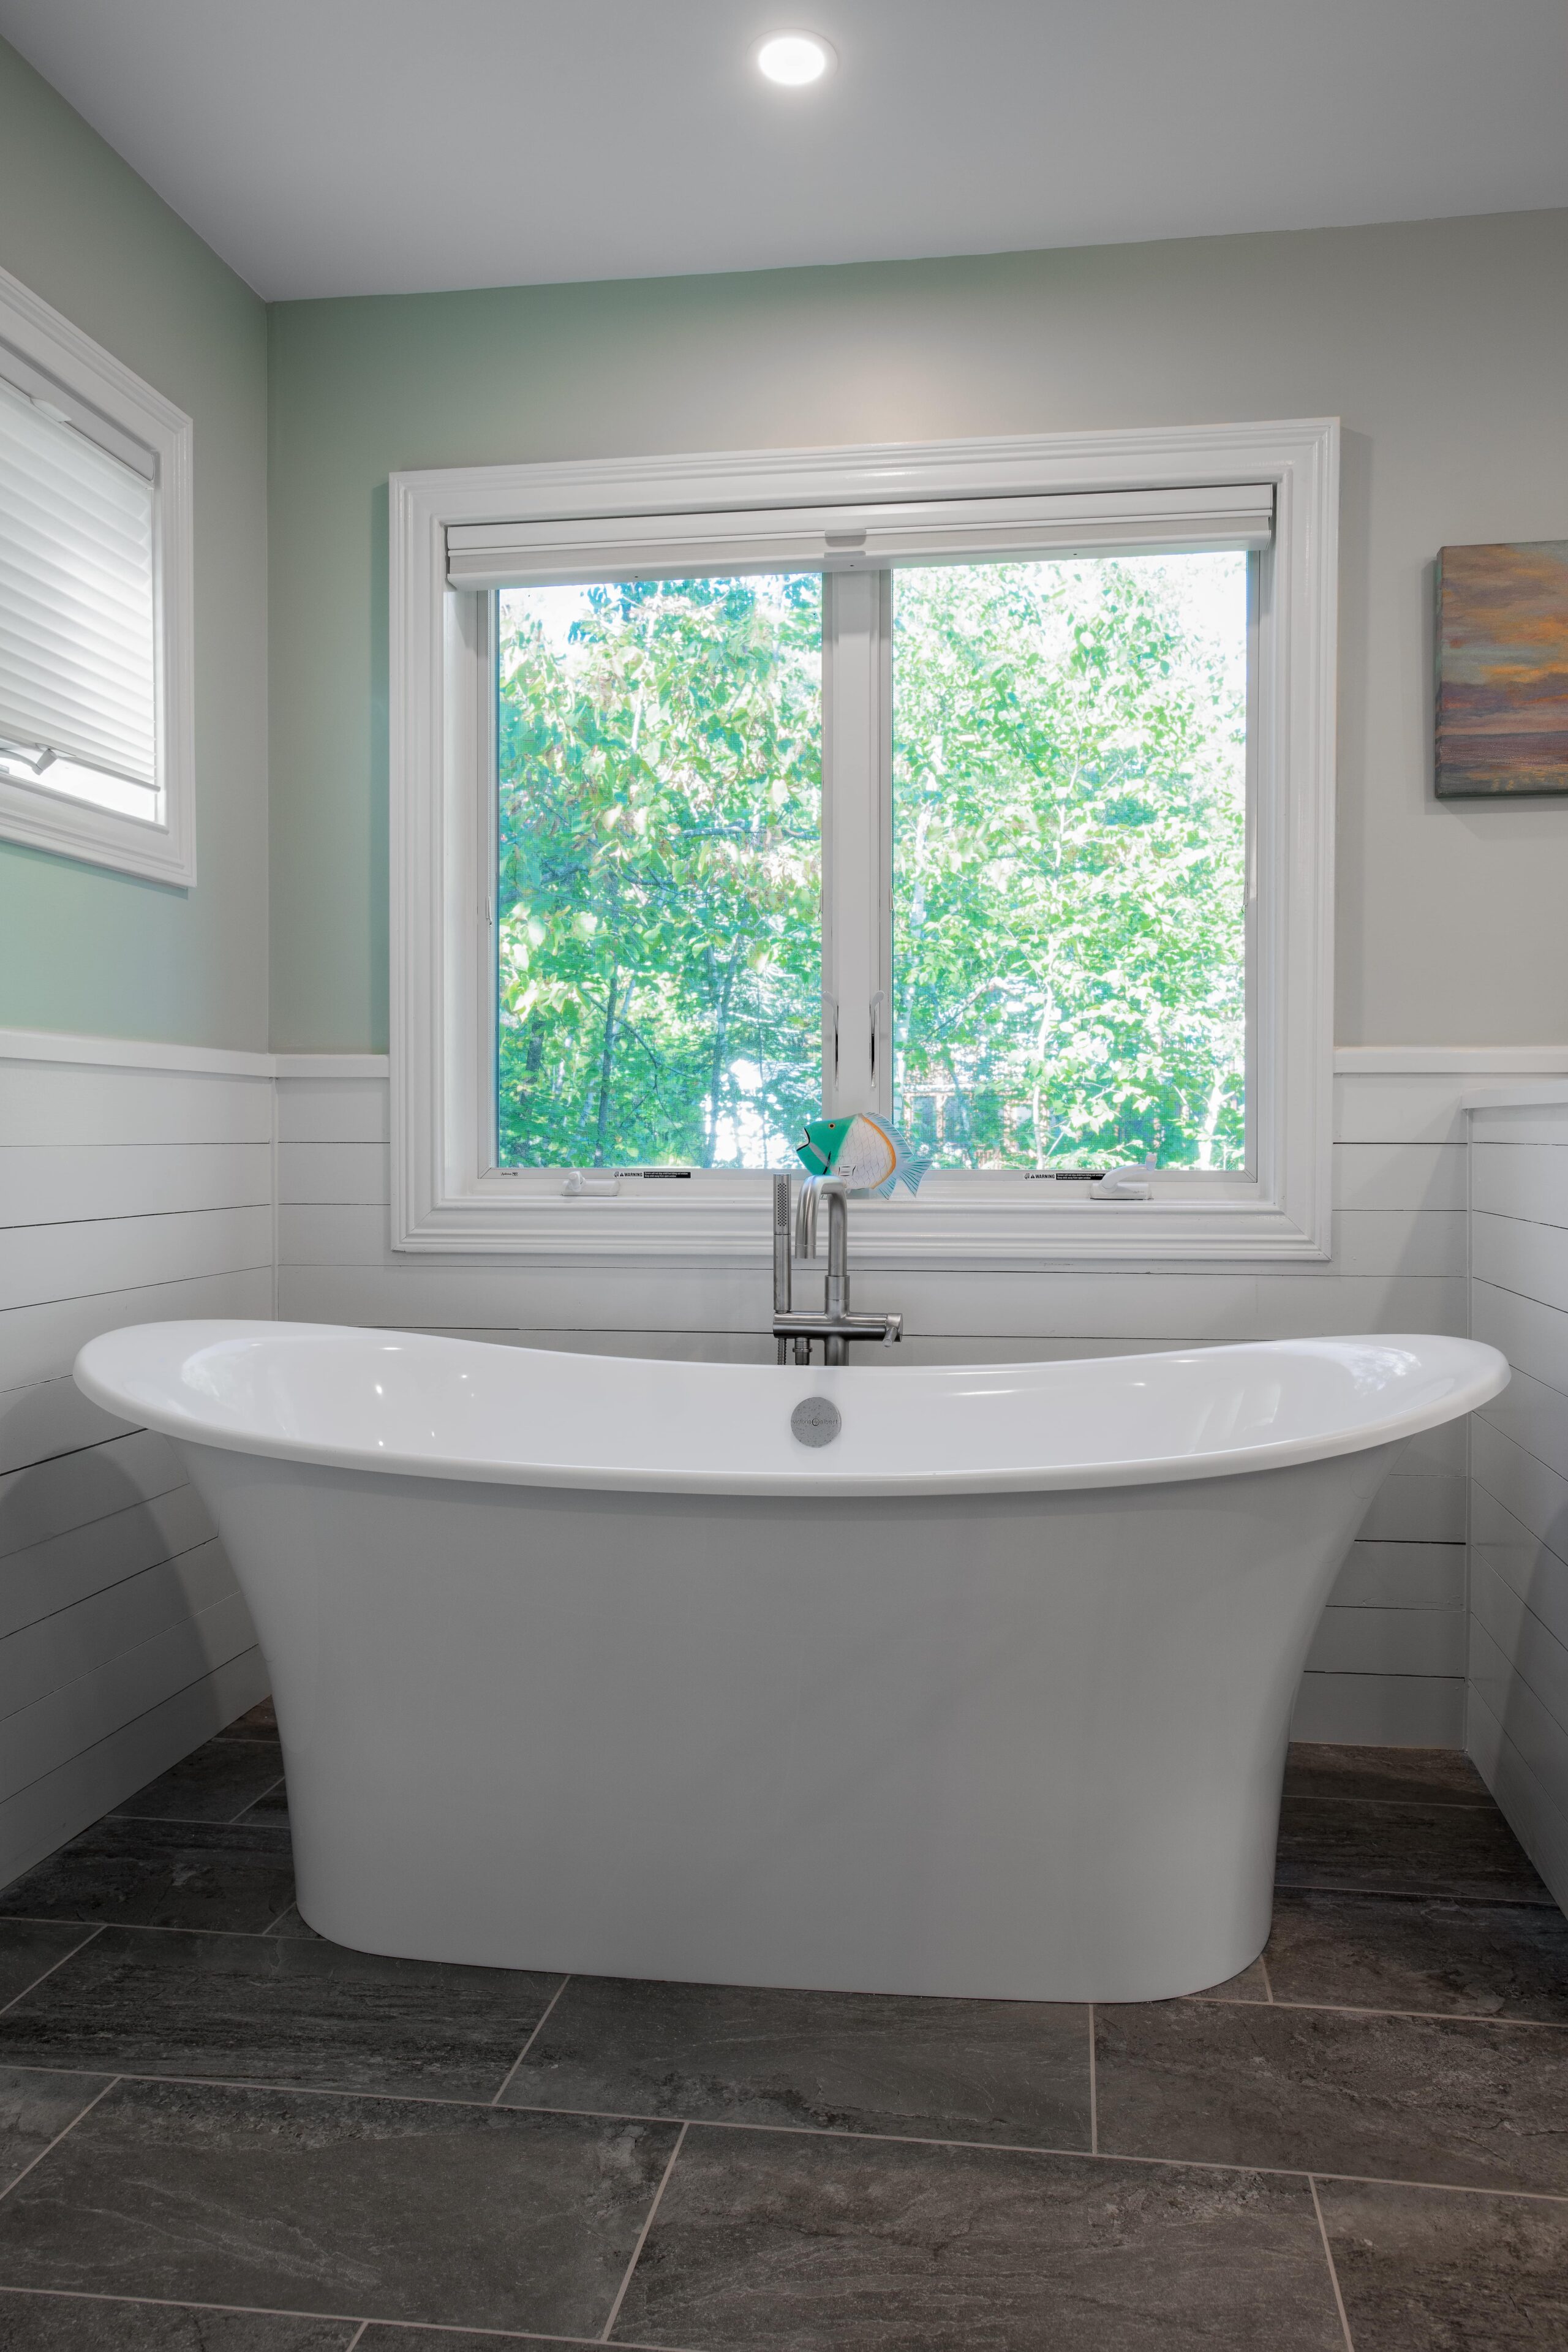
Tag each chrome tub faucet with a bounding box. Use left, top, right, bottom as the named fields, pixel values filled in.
left=772, top=1173, right=903, bottom=1365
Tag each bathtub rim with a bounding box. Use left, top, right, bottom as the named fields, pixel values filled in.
left=74, top=1319, right=1507, bottom=1500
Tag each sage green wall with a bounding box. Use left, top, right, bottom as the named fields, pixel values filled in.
left=269, top=208, right=1568, bottom=1053
left=0, top=36, right=268, bottom=1050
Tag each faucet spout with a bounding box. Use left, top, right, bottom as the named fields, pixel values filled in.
left=794, top=1178, right=818, bottom=1264
left=771, top=1174, right=903, bottom=1362
left=823, top=1182, right=850, bottom=1365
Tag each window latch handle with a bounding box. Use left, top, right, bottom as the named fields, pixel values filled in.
left=1088, top=1166, right=1152, bottom=1200
left=869, top=991, right=886, bottom=1093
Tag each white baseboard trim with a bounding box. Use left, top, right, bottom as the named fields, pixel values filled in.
left=1468, top=1686, right=1568, bottom=1914
left=1292, top=1670, right=1465, bottom=1747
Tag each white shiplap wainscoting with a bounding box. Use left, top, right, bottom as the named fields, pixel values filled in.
left=276, top=1046, right=1568, bottom=1752
left=6, top=1027, right=1566, bottom=1870
left=1467, top=1087, right=1568, bottom=1909
left=0, top=1030, right=273, bottom=1884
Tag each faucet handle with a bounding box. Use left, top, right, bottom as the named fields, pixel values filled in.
left=881, top=1314, right=903, bottom=1348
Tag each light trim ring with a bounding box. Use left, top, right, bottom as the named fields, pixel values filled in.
left=755, top=30, right=836, bottom=87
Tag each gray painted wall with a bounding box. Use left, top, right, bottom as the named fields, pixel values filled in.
left=0, top=35, right=270, bottom=1050
left=267, top=209, right=1568, bottom=1054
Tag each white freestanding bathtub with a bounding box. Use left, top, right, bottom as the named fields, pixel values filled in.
left=76, top=1321, right=1506, bottom=2003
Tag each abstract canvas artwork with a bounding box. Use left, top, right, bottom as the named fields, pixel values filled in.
left=1436, top=540, right=1568, bottom=797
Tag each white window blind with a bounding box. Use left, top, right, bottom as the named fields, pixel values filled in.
left=0, top=371, right=157, bottom=793
left=446, top=482, right=1275, bottom=592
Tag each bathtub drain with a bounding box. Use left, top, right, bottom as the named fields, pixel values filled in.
left=791, top=1396, right=842, bottom=1448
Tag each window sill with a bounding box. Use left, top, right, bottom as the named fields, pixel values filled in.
left=0, top=769, right=194, bottom=887
left=391, top=1175, right=1329, bottom=1265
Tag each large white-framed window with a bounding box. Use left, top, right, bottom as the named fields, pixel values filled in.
left=0, top=263, right=195, bottom=887
left=390, top=421, right=1337, bottom=1263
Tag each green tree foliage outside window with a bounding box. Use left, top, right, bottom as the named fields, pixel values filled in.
left=495, top=552, right=1247, bottom=1174
left=497, top=576, right=822, bottom=1169
left=894, top=554, right=1248, bottom=1172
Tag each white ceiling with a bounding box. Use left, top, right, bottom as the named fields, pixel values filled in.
left=1, top=0, right=1565, bottom=303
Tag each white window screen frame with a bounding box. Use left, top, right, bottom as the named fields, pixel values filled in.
left=0, top=263, right=194, bottom=886
left=390, top=420, right=1337, bottom=1265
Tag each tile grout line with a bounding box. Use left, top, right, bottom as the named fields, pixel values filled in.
left=100, top=1804, right=287, bottom=1831
left=1087, top=2003, right=1097, bottom=2155
left=492, top=1976, right=571, bottom=2105
left=1310, top=2174, right=1357, bottom=2351
left=1258, top=1951, right=1276, bottom=2003
left=0, top=2048, right=1566, bottom=2205
left=0, top=2056, right=1559, bottom=2209
left=228, top=1776, right=287, bottom=1825
left=0, top=2073, right=118, bottom=2208
left=1183, top=1989, right=1568, bottom=2033
left=600, top=2120, right=688, bottom=2345
left=6, top=1911, right=1562, bottom=2035
left=1275, top=1880, right=1552, bottom=1909
left=0, top=1923, right=104, bottom=2018
left=1080, top=2144, right=1568, bottom=2205
left=108, top=1807, right=277, bottom=1831
left=1284, top=1795, right=1495, bottom=1814
left=0, top=2282, right=704, bottom=2349
left=0, top=1916, right=290, bottom=1944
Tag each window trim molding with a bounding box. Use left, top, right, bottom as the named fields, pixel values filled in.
left=0, top=263, right=195, bottom=888
left=390, top=418, right=1338, bottom=1265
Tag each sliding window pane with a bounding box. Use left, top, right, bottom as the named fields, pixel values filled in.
left=497, top=575, right=821, bottom=1168
left=891, top=552, right=1248, bottom=1172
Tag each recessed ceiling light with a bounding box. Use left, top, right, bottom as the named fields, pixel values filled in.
left=755, top=31, right=836, bottom=87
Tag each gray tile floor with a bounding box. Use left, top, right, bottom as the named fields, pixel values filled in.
left=0, top=1711, right=1561, bottom=2346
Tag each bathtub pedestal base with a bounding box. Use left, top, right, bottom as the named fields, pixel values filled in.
left=188, top=1442, right=1391, bottom=2003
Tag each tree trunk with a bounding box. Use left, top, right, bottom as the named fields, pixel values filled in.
left=510, top=1019, right=545, bottom=1155
left=591, top=967, right=622, bottom=1166
left=1030, top=974, right=1059, bottom=1168
left=704, top=940, right=744, bottom=1167
left=1196, top=1069, right=1227, bottom=1170
left=941, top=1047, right=978, bottom=1169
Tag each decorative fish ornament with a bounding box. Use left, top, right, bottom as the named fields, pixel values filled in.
left=796, top=1112, right=933, bottom=1198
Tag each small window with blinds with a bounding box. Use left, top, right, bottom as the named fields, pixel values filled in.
left=0, top=376, right=157, bottom=821
left=0, top=265, right=194, bottom=885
